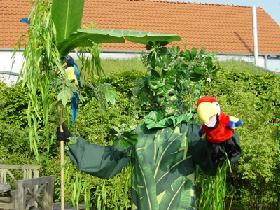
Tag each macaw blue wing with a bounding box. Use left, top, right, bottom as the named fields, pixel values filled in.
left=71, top=92, right=79, bottom=127
left=20, top=17, right=30, bottom=24
left=70, top=63, right=80, bottom=127
left=74, top=63, right=81, bottom=87
left=227, top=119, right=243, bottom=128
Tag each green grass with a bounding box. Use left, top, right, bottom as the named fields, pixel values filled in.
left=101, top=58, right=146, bottom=75
left=99, top=58, right=276, bottom=77
left=218, top=60, right=276, bottom=75
left=198, top=164, right=228, bottom=210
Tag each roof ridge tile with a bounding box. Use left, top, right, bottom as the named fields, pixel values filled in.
left=138, top=0, right=255, bottom=8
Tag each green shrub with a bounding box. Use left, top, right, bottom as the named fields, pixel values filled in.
left=0, top=60, right=277, bottom=209
left=201, top=60, right=278, bottom=209
left=0, top=70, right=143, bottom=209
left=0, top=83, right=28, bottom=126
left=0, top=83, right=31, bottom=158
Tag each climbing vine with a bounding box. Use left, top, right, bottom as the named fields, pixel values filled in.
left=137, top=45, right=219, bottom=128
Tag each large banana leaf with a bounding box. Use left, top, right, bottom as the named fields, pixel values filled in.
left=57, top=29, right=125, bottom=56
left=79, top=29, right=181, bottom=44
left=58, top=29, right=181, bottom=56
left=123, top=30, right=181, bottom=44
left=132, top=124, right=196, bottom=210
left=51, top=0, right=181, bottom=55
left=51, top=0, right=84, bottom=44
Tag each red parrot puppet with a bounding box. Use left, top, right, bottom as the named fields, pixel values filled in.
left=196, top=96, right=242, bottom=164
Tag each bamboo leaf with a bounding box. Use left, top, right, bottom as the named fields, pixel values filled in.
left=51, top=0, right=84, bottom=44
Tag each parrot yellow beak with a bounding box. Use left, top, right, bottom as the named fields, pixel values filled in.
left=197, top=102, right=218, bottom=125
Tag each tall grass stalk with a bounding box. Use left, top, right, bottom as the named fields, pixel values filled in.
left=93, top=167, right=132, bottom=210
left=198, top=163, right=228, bottom=210
left=76, top=43, right=103, bottom=84
left=70, top=172, right=82, bottom=209
left=83, top=181, right=92, bottom=210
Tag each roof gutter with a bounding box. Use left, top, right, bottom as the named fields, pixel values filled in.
left=0, top=71, right=19, bottom=76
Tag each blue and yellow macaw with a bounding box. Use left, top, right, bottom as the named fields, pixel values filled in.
left=63, top=55, right=81, bottom=127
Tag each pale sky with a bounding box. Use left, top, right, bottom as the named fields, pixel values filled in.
left=178, top=0, right=279, bottom=24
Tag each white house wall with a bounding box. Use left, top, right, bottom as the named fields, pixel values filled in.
left=100, top=52, right=141, bottom=59
left=0, top=51, right=24, bottom=86
left=0, top=51, right=24, bottom=74
left=0, top=50, right=275, bottom=73
left=217, top=54, right=278, bottom=72
left=265, top=58, right=279, bottom=72
left=0, top=50, right=277, bottom=86
left=217, top=54, right=266, bottom=69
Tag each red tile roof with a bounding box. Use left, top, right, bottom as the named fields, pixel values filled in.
left=1, top=0, right=279, bottom=55
left=0, top=0, right=30, bottom=49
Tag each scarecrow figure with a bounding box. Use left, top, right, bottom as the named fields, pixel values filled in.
left=196, top=96, right=243, bottom=164
left=56, top=47, right=226, bottom=209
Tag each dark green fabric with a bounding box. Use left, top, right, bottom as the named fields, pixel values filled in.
left=67, top=125, right=241, bottom=178
left=66, top=123, right=241, bottom=209
left=186, top=123, right=215, bottom=175
left=67, top=137, right=130, bottom=178
left=187, top=124, right=241, bottom=175
left=228, top=132, right=242, bottom=163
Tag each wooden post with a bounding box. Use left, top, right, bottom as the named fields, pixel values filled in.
left=60, top=105, right=65, bottom=210
left=60, top=139, right=65, bottom=210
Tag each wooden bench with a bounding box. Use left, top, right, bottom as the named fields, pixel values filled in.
left=0, top=164, right=54, bottom=210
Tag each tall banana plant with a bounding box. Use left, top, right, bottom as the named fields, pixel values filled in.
left=51, top=0, right=180, bottom=56
left=21, top=0, right=180, bottom=161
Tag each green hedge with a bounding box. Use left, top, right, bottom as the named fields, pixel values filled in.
left=0, top=70, right=145, bottom=208
left=201, top=61, right=278, bottom=209
left=0, top=60, right=277, bottom=209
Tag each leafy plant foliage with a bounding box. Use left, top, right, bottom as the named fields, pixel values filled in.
left=20, top=0, right=63, bottom=160
left=0, top=60, right=277, bottom=209
left=120, top=45, right=219, bottom=210
left=137, top=46, right=219, bottom=127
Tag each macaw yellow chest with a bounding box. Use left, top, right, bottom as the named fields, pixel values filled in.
left=65, top=67, right=78, bottom=85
